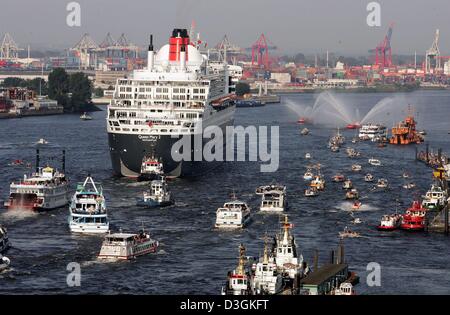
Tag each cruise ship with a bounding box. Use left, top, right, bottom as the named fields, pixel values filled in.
left=107, top=28, right=242, bottom=177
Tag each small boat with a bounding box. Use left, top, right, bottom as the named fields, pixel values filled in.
left=98, top=229, right=159, bottom=260
left=8, top=159, right=24, bottom=167
left=342, top=179, right=353, bottom=190
left=300, top=128, right=310, bottom=135
left=305, top=153, right=311, bottom=159
left=332, top=174, right=346, bottom=182
left=346, top=123, right=361, bottom=129
left=36, top=138, right=48, bottom=145
left=68, top=176, right=109, bottom=234
left=0, top=255, right=11, bottom=272
left=377, top=214, right=402, bottom=231
left=136, top=177, right=173, bottom=208
left=402, top=172, right=410, bottom=179
left=419, top=130, right=427, bottom=136
left=400, top=201, right=427, bottom=231
left=376, top=178, right=389, bottom=188
left=297, top=117, right=306, bottom=124
left=339, top=227, right=360, bottom=239
left=351, top=200, right=362, bottom=210
left=351, top=137, right=358, bottom=144
left=364, top=173, right=374, bottom=182
left=0, top=226, right=10, bottom=254
left=345, top=189, right=359, bottom=200
left=333, top=283, right=356, bottom=295
left=138, top=156, right=164, bottom=181
left=403, top=183, right=416, bottom=189
left=351, top=217, right=362, bottom=224
left=215, top=195, right=251, bottom=229
left=330, top=145, right=340, bottom=152
left=80, top=112, right=93, bottom=120
left=258, top=184, right=287, bottom=212
left=310, top=175, right=325, bottom=191
left=303, top=170, right=314, bottom=181
left=351, top=164, right=362, bottom=172
left=304, top=187, right=319, bottom=197
left=368, top=158, right=381, bottom=166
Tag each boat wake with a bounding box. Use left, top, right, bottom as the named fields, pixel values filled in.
left=1, top=209, right=38, bottom=221
left=336, top=201, right=379, bottom=212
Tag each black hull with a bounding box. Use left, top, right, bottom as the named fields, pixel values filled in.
left=108, top=122, right=232, bottom=178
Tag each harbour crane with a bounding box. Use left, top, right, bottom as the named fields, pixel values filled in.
left=247, top=34, right=277, bottom=69
left=425, top=29, right=441, bottom=74
left=369, top=23, right=394, bottom=68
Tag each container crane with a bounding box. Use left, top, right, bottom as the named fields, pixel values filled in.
left=369, top=23, right=394, bottom=68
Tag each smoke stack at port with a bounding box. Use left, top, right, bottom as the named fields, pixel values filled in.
left=169, top=28, right=189, bottom=62
left=148, top=34, right=154, bottom=70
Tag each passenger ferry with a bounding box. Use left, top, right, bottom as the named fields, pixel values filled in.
left=0, top=226, right=10, bottom=253
left=215, top=196, right=251, bottom=229
left=250, top=238, right=283, bottom=295
left=68, top=176, right=109, bottom=234
left=222, top=244, right=251, bottom=295
left=107, top=28, right=242, bottom=178
left=400, top=201, right=427, bottom=231
left=4, top=166, right=69, bottom=211
left=136, top=177, right=173, bottom=208
left=98, top=230, right=159, bottom=260
left=421, top=184, right=447, bottom=210
left=257, top=185, right=287, bottom=212
left=358, top=124, right=387, bottom=140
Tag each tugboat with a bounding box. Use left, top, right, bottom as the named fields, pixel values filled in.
left=257, top=184, right=287, bottom=212
left=389, top=106, right=424, bottom=145
left=68, top=176, right=109, bottom=234
left=98, top=229, right=159, bottom=260
left=4, top=152, right=69, bottom=211
left=0, top=254, right=11, bottom=272
left=138, top=156, right=164, bottom=181
left=342, top=179, right=353, bottom=190
left=215, top=195, right=251, bottom=229
left=136, top=177, right=173, bottom=208
left=250, top=237, right=283, bottom=295
left=222, top=244, right=251, bottom=295
left=332, top=174, right=346, bottom=182
left=364, top=173, right=374, bottom=182
left=377, top=214, right=402, bottom=231
left=421, top=184, right=447, bottom=210
left=0, top=226, right=10, bottom=253
left=304, top=187, right=319, bottom=197
left=273, top=216, right=303, bottom=280
left=400, top=201, right=427, bottom=231
left=368, top=158, right=381, bottom=166
left=80, top=112, right=93, bottom=120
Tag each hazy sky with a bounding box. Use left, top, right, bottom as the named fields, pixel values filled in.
left=1, top=0, right=450, bottom=55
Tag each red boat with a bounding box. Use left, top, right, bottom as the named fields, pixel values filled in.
left=400, top=201, right=427, bottom=231
left=346, top=122, right=361, bottom=129
left=298, top=117, right=306, bottom=124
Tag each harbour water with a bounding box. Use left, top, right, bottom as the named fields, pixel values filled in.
left=0, top=90, right=450, bottom=294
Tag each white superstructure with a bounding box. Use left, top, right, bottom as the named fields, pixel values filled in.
left=358, top=124, right=387, bottom=140
left=215, top=197, right=251, bottom=229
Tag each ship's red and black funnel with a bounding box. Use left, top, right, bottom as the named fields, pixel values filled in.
left=169, top=28, right=189, bottom=62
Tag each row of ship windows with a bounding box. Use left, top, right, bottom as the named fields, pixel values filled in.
left=117, top=94, right=206, bottom=100
left=117, top=80, right=210, bottom=86
left=118, top=87, right=207, bottom=94
left=111, top=127, right=193, bottom=133
left=113, top=112, right=200, bottom=119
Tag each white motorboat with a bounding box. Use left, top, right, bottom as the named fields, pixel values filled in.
left=339, top=227, right=360, bottom=239
left=368, top=158, right=381, bottom=166
left=80, top=112, right=93, bottom=120
left=98, top=229, right=159, bottom=260
left=358, top=124, right=387, bottom=140
left=215, top=195, right=251, bottom=229
left=403, top=183, right=416, bottom=189
left=304, top=187, right=319, bottom=197
left=68, top=176, right=109, bottom=234
left=36, top=138, right=49, bottom=145
left=303, top=169, right=314, bottom=181
left=377, top=214, right=402, bottom=231
left=305, top=153, right=312, bottom=159
left=300, top=128, right=310, bottom=136
left=342, top=179, right=353, bottom=190
left=0, top=255, right=11, bottom=272
left=364, top=173, right=374, bottom=182
left=376, top=178, right=389, bottom=189
left=351, top=164, right=362, bottom=172
left=258, top=185, right=287, bottom=212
